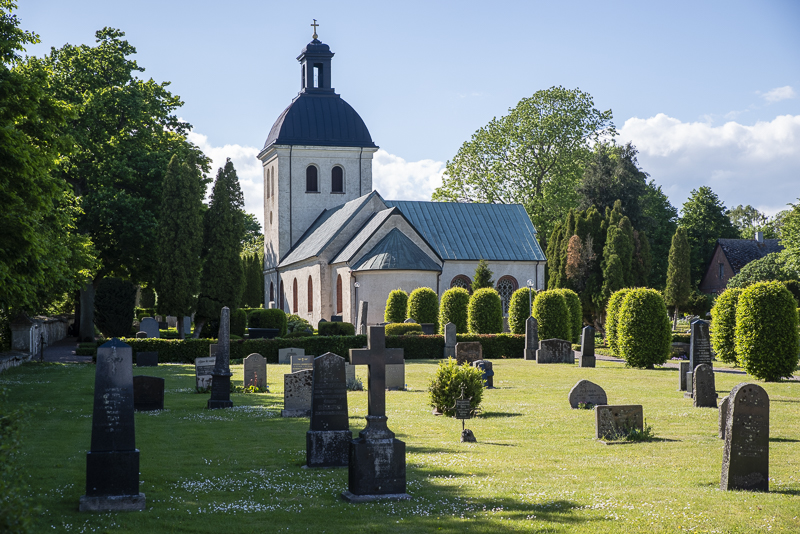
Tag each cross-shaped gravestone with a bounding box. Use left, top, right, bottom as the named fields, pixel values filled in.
left=350, top=325, right=404, bottom=417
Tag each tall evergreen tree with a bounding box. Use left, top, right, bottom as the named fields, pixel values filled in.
left=155, top=155, right=204, bottom=338
left=632, top=230, right=652, bottom=287
left=664, top=227, right=691, bottom=329
left=472, top=259, right=494, bottom=291
left=617, top=216, right=635, bottom=286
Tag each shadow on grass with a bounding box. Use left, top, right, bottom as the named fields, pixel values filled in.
left=771, top=488, right=800, bottom=496
left=480, top=411, right=524, bottom=418
left=770, top=437, right=800, bottom=443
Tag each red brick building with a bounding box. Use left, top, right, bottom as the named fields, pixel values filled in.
left=699, top=233, right=784, bottom=296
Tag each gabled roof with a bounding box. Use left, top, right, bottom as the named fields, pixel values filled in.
left=330, top=208, right=397, bottom=264
left=383, top=200, right=545, bottom=262
left=352, top=228, right=442, bottom=272
left=718, top=238, right=784, bottom=274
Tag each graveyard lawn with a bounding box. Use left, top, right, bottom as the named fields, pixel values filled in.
left=3, top=359, right=800, bottom=533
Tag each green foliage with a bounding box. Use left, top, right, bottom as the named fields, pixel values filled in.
left=318, top=322, right=356, bottom=337
left=134, top=307, right=156, bottom=322
left=532, top=290, right=570, bottom=341
left=385, top=333, right=524, bottom=360
left=507, top=287, right=535, bottom=334
left=641, top=182, right=679, bottom=289
left=727, top=252, right=794, bottom=289
left=94, top=277, right=137, bottom=338
left=782, top=280, right=800, bottom=307
left=240, top=246, right=264, bottom=309
left=427, top=358, right=485, bottom=417
left=286, top=314, right=312, bottom=335
left=406, top=287, right=439, bottom=326
left=467, top=288, right=503, bottom=334
left=632, top=230, right=652, bottom=287
left=230, top=309, right=246, bottom=338
left=664, top=227, right=692, bottom=318
left=616, top=288, right=671, bottom=368
left=605, top=288, right=633, bottom=356
left=734, top=281, right=800, bottom=381
left=472, top=259, right=494, bottom=291
left=0, top=386, right=36, bottom=534
left=384, top=289, right=409, bottom=324
left=139, top=287, right=156, bottom=308
left=684, top=289, right=713, bottom=317
left=438, top=287, right=470, bottom=334
left=385, top=323, right=423, bottom=336
left=600, top=254, right=624, bottom=312
left=555, top=288, right=582, bottom=343
left=710, top=288, right=742, bottom=364
left=727, top=204, right=776, bottom=239
left=248, top=309, right=287, bottom=336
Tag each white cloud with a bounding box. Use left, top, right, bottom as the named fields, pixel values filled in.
left=619, top=113, right=800, bottom=215
left=373, top=149, right=445, bottom=201
left=761, top=85, right=796, bottom=103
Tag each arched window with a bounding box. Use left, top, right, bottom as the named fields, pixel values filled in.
left=269, top=281, right=274, bottom=303
left=279, top=280, right=284, bottom=311
left=336, top=274, right=343, bottom=314
left=450, top=275, right=472, bottom=292
left=331, top=166, right=344, bottom=193
left=271, top=168, right=275, bottom=198
left=293, top=278, right=298, bottom=313
left=306, top=165, right=318, bottom=192
left=496, top=276, right=519, bottom=315
left=266, top=171, right=270, bottom=199
left=307, top=276, right=313, bottom=313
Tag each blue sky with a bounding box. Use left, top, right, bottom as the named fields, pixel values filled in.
left=18, top=0, right=800, bottom=227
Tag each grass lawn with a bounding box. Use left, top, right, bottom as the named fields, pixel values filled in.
left=2, top=357, right=799, bottom=533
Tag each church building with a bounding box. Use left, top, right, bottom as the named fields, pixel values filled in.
left=259, top=30, right=546, bottom=327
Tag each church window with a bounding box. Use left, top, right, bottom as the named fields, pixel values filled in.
left=293, top=278, right=298, bottom=314
left=331, top=166, right=344, bottom=193
left=279, top=280, right=285, bottom=311
left=307, top=276, right=313, bottom=313
left=269, top=211, right=272, bottom=225
left=265, top=171, right=270, bottom=199
left=306, top=165, right=318, bottom=192
left=270, top=281, right=274, bottom=303
left=271, top=167, right=275, bottom=197
left=496, top=276, right=518, bottom=316
left=336, top=274, right=343, bottom=314
left=450, top=275, right=472, bottom=293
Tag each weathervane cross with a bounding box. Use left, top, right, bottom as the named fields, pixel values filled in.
left=311, top=19, right=319, bottom=39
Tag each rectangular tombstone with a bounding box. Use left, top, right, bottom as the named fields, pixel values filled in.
left=689, top=319, right=712, bottom=370
left=455, top=342, right=482, bottom=365
left=139, top=318, right=160, bottom=339
left=279, top=347, right=304, bottom=365
left=471, top=360, right=494, bottom=388
left=356, top=301, right=368, bottom=335
left=282, top=369, right=313, bottom=417
left=243, top=353, right=267, bottom=390
left=182, top=316, right=192, bottom=334
left=291, top=354, right=313, bottom=374
left=443, top=322, right=456, bottom=359
left=719, top=394, right=730, bottom=439
left=195, top=356, right=216, bottom=391
left=307, top=353, right=351, bottom=467
left=536, top=339, right=574, bottom=364
left=721, top=383, right=769, bottom=492
left=684, top=371, right=693, bottom=398
left=345, top=362, right=355, bottom=384
left=595, top=405, right=643, bottom=440
left=331, top=315, right=343, bottom=322
left=693, top=363, right=717, bottom=408
left=524, top=317, right=538, bottom=360
left=386, top=363, right=405, bottom=390
left=133, top=376, right=165, bottom=411
left=679, top=361, right=690, bottom=391
left=166, top=316, right=177, bottom=328
left=136, top=351, right=158, bottom=367
left=158, top=321, right=168, bottom=330
left=579, top=326, right=596, bottom=367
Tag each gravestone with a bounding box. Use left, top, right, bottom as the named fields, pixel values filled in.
left=443, top=322, right=456, bottom=359
left=282, top=369, right=313, bottom=417
left=386, top=363, right=405, bottom=390
left=135, top=331, right=147, bottom=339
left=579, top=326, right=595, bottom=367
left=158, top=321, right=168, bottom=330
left=684, top=370, right=694, bottom=398
left=307, top=353, right=351, bottom=467
left=420, top=323, right=435, bottom=335
left=568, top=379, right=607, bottom=409
left=536, top=339, right=574, bottom=364
left=279, top=347, right=304, bottom=365
left=133, top=376, right=164, bottom=411
left=343, top=325, right=410, bottom=502
left=719, top=394, right=730, bottom=439
left=454, top=396, right=476, bottom=442
left=693, top=363, right=717, bottom=408
left=678, top=361, right=690, bottom=391
left=595, top=405, right=643, bottom=440
left=689, top=319, right=712, bottom=371
left=136, top=351, right=158, bottom=367
left=721, top=383, right=769, bottom=492
left=404, top=318, right=416, bottom=323
left=79, top=339, right=145, bottom=512
left=166, top=316, right=177, bottom=328
left=207, top=307, right=233, bottom=409
left=195, top=356, right=216, bottom=391
left=524, top=316, right=539, bottom=360
left=291, top=354, right=314, bottom=373
left=139, top=318, right=159, bottom=338
left=471, top=360, right=494, bottom=388
left=182, top=316, right=192, bottom=334
left=345, top=362, right=355, bottom=384
left=243, top=353, right=267, bottom=390
left=455, top=342, right=482, bottom=365
left=331, top=315, right=343, bottom=322
left=356, top=301, right=368, bottom=335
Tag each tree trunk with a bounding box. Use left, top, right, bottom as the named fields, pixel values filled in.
left=192, top=318, right=206, bottom=339
left=177, top=316, right=185, bottom=340
left=79, top=282, right=96, bottom=342
left=672, top=304, right=679, bottom=331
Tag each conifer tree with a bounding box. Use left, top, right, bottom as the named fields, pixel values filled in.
left=472, top=259, right=494, bottom=291
left=632, top=230, right=652, bottom=287
left=617, top=216, right=635, bottom=285
left=155, top=155, right=204, bottom=339
left=664, top=227, right=691, bottom=329
left=547, top=226, right=564, bottom=289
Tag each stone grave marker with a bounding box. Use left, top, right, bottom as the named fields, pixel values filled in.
left=536, top=339, right=574, bottom=364
left=279, top=347, right=304, bottom=365
left=689, top=319, right=712, bottom=371
left=291, top=354, right=314, bottom=373
left=307, top=352, right=351, bottom=467
left=158, top=321, right=168, bottom=330
left=282, top=369, right=313, bottom=417
left=182, top=316, right=191, bottom=334
left=568, top=379, right=607, bottom=409
left=579, top=326, right=595, bottom=367
left=693, top=363, right=717, bottom=408
left=133, top=376, right=164, bottom=411
left=136, top=351, right=158, bottom=367
left=139, top=317, right=159, bottom=338
left=386, top=362, right=405, bottom=390
left=454, top=394, right=476, bottom=443
left=135, top=331, right=147, bottom=339
left=166, top=316, right=177, bottom=328
left=678, top=361, right=690, bottom=391
left=244, top=353, right=267, bottom=390
left=595, top=405, right=643, bottom=440
left=356, top=301, right=368, bottom=335
left=443, top=322, right=456, bottom=359
left=456, top=341, right=482, bottom=365
left=524, top=317, right=538, bottom=360
left=719, top=394, right=730, bottom=439
left=345, top=362, right=355, bottom=384
left=207, top=307, right=233, bottom=409
left=404, top=318, right=416, bottom=323
left=471, top=360, right=494, bottom=388
left=721, top=383, right=769, bottom=492
left=420, top=323, right=435, bottom=335
left=79, top=339, right=145, bottom=512
left=195, top=355, right=215, bottom=391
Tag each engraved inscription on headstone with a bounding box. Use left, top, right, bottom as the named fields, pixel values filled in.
left=456, top=342, right=482, bottom=365
left=693, top=363, right=717, bottom=408
left=524, top=316, right=538, bottom=360
left=195, top=356, right=216, bottom=391
left=689, top=319, right=712, bottom=371
left=454, top=399, right=472, bottom=420
left=133, top=376, right=164, bottom=411
left=536, top=338, right=574, bottom=364
left=243, top=353, right=267, bottom=390
left=282, top=369, right=313, bottom=417
left=568, top=379, right=607, bottom=409
left=307, top=353, right=351, bottom=467
left=721, top=383, right=769, bottom=492
left=279, top=347, right=304, bottom=365
left=291, top=354, right=313, bottom=374
left=595, top=405, right=643, bottom=440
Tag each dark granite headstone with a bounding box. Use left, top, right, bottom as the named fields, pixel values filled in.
left=307, top=353, right=351, bottom=467
left=719, top=394, right=730, bottom=439
left=536, top=339, right=574, bottom=364
left=136, top=351, right=158, bottom=367
left=80, top=339, right=145, bottom=512
left=684, top=370, right=694, bottom=398
left=356, top=301, right=368, bottom=335
left=595, top=405, right=643, bottom=440
left=471, top=360, right=494, bottom=388
left=568, top=379, right=607, bottom=409
left=158, top=321, right=168, bottom=330
left=579, top=326, right=595, bottom=367
left=208, top=307, right=233, bottom=409
left=133, top=376, right=164, bottom=411
left=420, top=323, right=435, bottom=335
left=331, top=315, right=343, bottom=322
left=524, top=316, right=538, bottom=360
left=721, top=383, right=769, bottom=492
left=135, top=331, right=147, bottom=339
left=679, top=361, right=690, bottom=391
left=689, top=319, right=712, bottom=371
left=693, top=363, right=717, bottom=408
left=455, top=342, right=482, bottom=365
left=443, top=322, right=456, bottom=359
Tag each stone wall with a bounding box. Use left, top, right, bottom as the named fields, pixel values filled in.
left=10, top=314, right=73, bottom=356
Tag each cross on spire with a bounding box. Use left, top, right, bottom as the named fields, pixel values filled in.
left=311, top=19, right=319, bottom=40
left=350, top=326, right=404, bottom=417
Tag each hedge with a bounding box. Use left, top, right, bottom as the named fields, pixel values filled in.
left=616, top=288, right=671, bottom=369
left=710, top=287, right=742, bottom=364
left=438, top=287, right=470, bottom=334
left=384, top=289, right=408, bottom=324
left=385, top=323, right=423, bottom=336
left=555, top=288, right=582, bottom=343
left=507, top=287, right=535, bottom=335
left=249, top=309, right=287, bottom=336
left=671, top=332, right=691, bottom=344
left=468, top=288, right=503, bottom=334
left=386, top=333, right=525, bottom=360
left=231, top=309, right=247, bottom=337
left=407, top=287, right=439, bottom=327
left=605, top=288, right=633, bottom=357
left=532, top=290, right=569, bottom=341
left=318, top=322, right=355, bottom=336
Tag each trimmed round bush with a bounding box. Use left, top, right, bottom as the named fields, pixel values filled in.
left=230, top=309, right=247, bottom=337
left=95, top=277, right=138, bottom=338
left=616, top=288, right=672, bottom=368
left=555, top=288, right=582, bottom=343
left=467, top=288, right=503, bottom=334
left=734, top=281, right=800, bottom=381
left=248, top=308, right=287, bottom=336
left=318, top=321, right=356, bottom=336
left=531, top=290, right=570, bottom=341
left=407, top=287, right=439, bottom=326
left=385, top=322, right=423, bottom=336
left=384, top=289, right=408, bottom=323
left=508, top=287, right=536, bottom=335
left=438, top=287, right=470, bottom=334
left=287, top=314, right=312, bottom=335
left=605, top=288, right=633, bottom=357
left=710, top=288, right=742, bottom=364
left=427, top=358, right=484, bottom=416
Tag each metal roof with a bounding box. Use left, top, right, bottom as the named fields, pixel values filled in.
left=330, top=208, right=397, bottom=264
left=718, top=238, right=784, bottom=274
left=352, top=228, right=442, bottom=272
left=383, top=201, right=545, bottom=262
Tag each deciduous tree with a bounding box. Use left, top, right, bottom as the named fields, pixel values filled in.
left=679, top=187, right=739, bottom=285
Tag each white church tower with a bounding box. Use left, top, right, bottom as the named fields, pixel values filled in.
left=258, top=27, right=378, bottom=307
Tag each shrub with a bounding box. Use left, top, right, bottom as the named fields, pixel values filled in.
left=507, top=287, right=535, bottom=335
left=472, top=259, right=494, bottom=291
left=318, top=321, right=356, bottom=336
left=248, top=309, right=287, bottom=336
left=734, top=281, right=800, bottom=381
left=230, top=309, right=247, bottom=337
left=555, top=288, right=582, bottom=343
left=407, top=287, right=439, bottom=326
left=384, top=289, right=408, bottom=324
left=95, top=277, right=138, bottom=338
left=385, top=323, right=423, bottom=336
left=287, top=314, right=313, bottom=335
left=139, top=286, right=156, bottom=308
left=427, top=358, right=484, bottom=416
left=134, top=307, right=156, bottom=323
left=684, top=289, right=713, bottom=317
left=467, top=288, right=503, bottom=334
left=727, top=252, right=793, bottom=289
left=783, top=280, right=800, bottom=307
left=438, top=287, right=470, bottom=334
left=671, top=332, right=691, bottom=344
left=532, top=290, right=570, bottom=341
left=616, top=288, right=672, bottom=368
left=605, top=288, right=633, bottom=356
left=710, top=288, right=742, bottom=364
